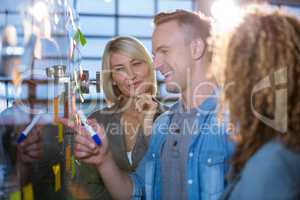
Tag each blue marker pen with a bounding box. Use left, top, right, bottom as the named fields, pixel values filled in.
left=17, top=114, right=41, bottom=144
left=77, top=110, right=102, bottom=145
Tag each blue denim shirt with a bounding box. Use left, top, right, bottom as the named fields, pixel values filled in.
left=130, top=96, right=234, bottom=200
left=221, top=139, right=300, bottom=200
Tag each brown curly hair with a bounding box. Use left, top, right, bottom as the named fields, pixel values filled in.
left=216, top=6, right=300, bottom=178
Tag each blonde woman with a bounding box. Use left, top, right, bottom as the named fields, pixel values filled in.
left=68, top=36, right=166, bottom=200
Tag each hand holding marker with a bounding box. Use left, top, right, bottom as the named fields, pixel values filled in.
left=77, top=110, right=102, bottom=145
left=17, top=114, right=41, bottom=144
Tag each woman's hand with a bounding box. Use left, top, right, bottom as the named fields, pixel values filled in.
left=135, top=94, right=158, bottom=136
left=135, top=94, right=158, bottom=118
left=59, top=118, right=111, bottom=167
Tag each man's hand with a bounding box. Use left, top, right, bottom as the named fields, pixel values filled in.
left=59, top=118, right=133, bottom=200
left=59, top=117, right=111, bottom=167
left=17, top=126, right=43, bottom=163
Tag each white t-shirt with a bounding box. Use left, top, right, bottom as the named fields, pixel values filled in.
left=127, top=151, right=133, bottom=165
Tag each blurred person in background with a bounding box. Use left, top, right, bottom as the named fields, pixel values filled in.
left=215, top=5, right=300, bottom=200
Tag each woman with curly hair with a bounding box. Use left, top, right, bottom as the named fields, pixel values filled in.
left=215, top=5, right=300, bottom=200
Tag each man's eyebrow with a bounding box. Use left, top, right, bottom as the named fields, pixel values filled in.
left=152, top=45, right=168, bottom=55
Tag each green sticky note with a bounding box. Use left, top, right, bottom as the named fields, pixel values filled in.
left=78, top=29, right=87, bottom=46
left=9, top=190, right=21, bottom=200
left=73, top=28, right=87, bottom=47
left=73, top=30, right=80, bottom=44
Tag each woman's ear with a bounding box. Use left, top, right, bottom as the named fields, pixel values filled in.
left=190, top=39, right=206, bottom=60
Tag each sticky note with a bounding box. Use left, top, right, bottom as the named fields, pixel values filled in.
left=23, top=183, right=34, bottom=200
left=71, top=94, right=76, bottom=113
left=58, top=123, right=63, bottom=143
left=9, top=190, right=21, bottom=200
left=53, top=96, right=59, bottom=123
left=71, top=156, right=76, bottom=178
left=64, top=96, right=69, bottom=118
left=52, top=164, right=61, bottom=192
left=66, top=145, right=71, bottom=171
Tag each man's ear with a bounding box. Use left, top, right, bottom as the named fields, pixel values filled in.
left=190, top=39, right=205, bottom=60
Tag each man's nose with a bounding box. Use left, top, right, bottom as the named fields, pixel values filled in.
left=153, top=55, right=162, bottom=70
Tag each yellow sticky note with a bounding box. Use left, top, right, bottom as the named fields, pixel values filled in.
left=52, top=164, right=61, bottom=192
left=23, top=183, right=34, bottom=200
left=66, top=144, right=71, bottom=171
left=71, top=94, right=76, bottom=113
left=53, top=96, right=59, bottom=123
left=58, top=123, right=63, bottom=143
left=71, top=156, right=76, bottom=178
left=64, top=96, right=69, bottom=118
left=9, top=190, right=21, bottom=200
